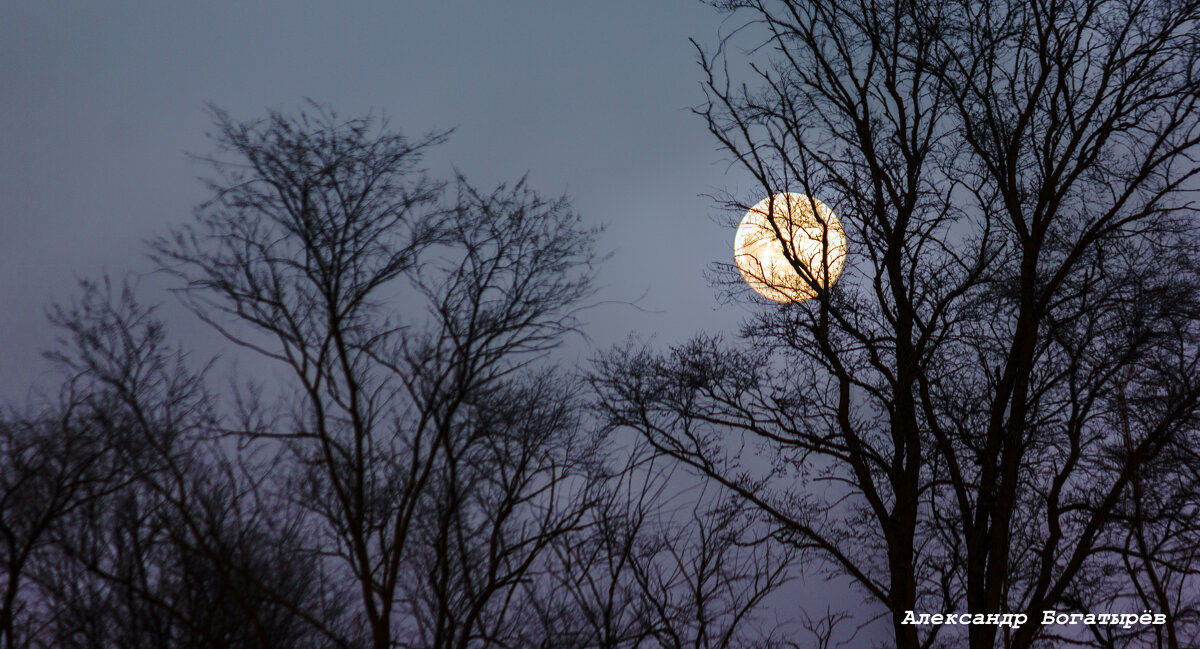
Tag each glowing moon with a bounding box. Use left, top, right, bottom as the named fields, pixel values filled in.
left=734, top=193, right=847, bottom=302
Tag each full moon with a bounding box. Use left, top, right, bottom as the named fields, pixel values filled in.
left=734, top=193, right=847, bottom=302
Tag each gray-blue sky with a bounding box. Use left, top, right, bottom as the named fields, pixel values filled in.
left=1, top=1, right=761, bottom=402
left=1, top=3, right=878, bottom=639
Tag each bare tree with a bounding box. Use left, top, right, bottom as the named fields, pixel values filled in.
left=28, top=279, right=346, bottom=649
left=0, top=400, right=120, bottom=649
left=529, top=448, right=794, bottom=649
left=593, top=1, right=1200, bottom=648
left=151, top=104, right=604, bottom=649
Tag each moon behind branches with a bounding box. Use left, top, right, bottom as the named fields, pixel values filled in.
left=733, top=193, right=847, bottom=303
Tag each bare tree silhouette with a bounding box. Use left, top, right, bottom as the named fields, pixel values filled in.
left=149, top=104, right=609, bottom=649
left=30, top=280, right=348, bottom=649
left=594, top=1, right=1200, bottom=648
left=0, top=390, right=122, bottom=649
left=531, top=450, right=794, bottom=649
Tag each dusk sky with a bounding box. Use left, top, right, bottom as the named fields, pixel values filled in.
left=1, top=1, right=757, bottom=403
left=6, top=5, right=1196, bottom=648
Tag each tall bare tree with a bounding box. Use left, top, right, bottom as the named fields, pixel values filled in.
left=594, top=1, right=1200, bottom=648
left=151, top=104, right=605, bottom=649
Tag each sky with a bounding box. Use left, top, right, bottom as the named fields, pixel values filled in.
left=0, top=1, right=759, bottom=403
left=1, top=3, right=878, bottom=640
